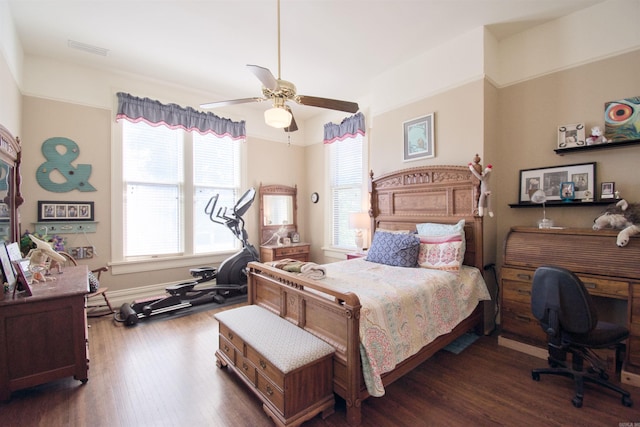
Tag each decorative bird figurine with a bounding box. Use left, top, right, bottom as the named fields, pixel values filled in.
left=28, top=234, right=66, bottom=263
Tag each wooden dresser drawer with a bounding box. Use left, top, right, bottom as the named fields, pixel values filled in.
left=577, top=275, right=629, bottom=300
left=257, top=371, right=285, bottom=413
left=246, top=344, right=285, bottom=389
left=260, top=243, right=310, bottom=262
left=502, top=278, right=533, bottom=305
left=219, top=322, right=244, bottom=351
left=218, top=335, right=236, bottom=365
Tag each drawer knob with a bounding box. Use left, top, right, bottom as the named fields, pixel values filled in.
left=227, top=331, right=234, bottom=340
left=517, top=289, right=531, bottom=296
left=583, top=282, right=597, bottom=289
left=259, top=360, right=267, bottom=369
left=517, top=273, right=532, bottom=280
left=266, top=385, right=274, bottom=396
left=243, top=363, right=249, bottom=371
left=516, top=314, right=531, bottom=322
left=223, top=345, right=230, bottom=352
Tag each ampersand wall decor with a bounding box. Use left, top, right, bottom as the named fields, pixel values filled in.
left=36, top=137, right=96, bottom=192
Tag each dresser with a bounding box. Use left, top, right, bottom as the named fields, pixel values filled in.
left=499, top=227, right=640, bottom=386
left=260, top=243, right=310, bottom=263
left=0, top=265, right=89, bottom=400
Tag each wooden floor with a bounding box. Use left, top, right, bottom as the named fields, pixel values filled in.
left=1, top=302, right=638, bottom=427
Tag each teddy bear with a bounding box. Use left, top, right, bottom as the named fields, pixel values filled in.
left=592, top=199, right=640, bottom=247
left=586, top=126, right=608, bottom=145
left=468, top=155, right=493, bottom=217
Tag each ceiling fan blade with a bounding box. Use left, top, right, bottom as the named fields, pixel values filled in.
left=296, top=95, right=359, bottom=113
left=247, top=64, right=279, bottom=91
left=200, top=97, right=265, bottom=109
left=284, top=106, right=298, bottom=132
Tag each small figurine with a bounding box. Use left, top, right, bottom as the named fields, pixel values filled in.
left=469, top=154, right=493, bottom=218
left=586, top=126, right=608, bottom=145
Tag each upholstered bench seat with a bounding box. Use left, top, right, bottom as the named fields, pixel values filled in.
left=214, top=304, right=335, bottom=427
left=215, top=305, right=334, bottom=373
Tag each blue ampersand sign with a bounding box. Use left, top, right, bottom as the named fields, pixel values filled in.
left=36, top=137, right=96, bottom=192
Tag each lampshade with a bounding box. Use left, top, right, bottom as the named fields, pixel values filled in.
left=264, top=107, right=292, bottom=128
left=349, top=212, right=369, bottom=230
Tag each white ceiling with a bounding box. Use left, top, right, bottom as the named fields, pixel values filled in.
left=8, top=0, right=604, bottom=121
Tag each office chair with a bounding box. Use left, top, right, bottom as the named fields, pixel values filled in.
left=530, top=265, right=632, bottom=408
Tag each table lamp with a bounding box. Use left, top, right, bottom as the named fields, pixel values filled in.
left=349, top=212, right=370, bottom=253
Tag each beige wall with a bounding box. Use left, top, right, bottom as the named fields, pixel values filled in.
left=494, top=50, right=640, bottom=267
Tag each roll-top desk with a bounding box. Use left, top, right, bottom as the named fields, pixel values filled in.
left=0, top=265, right=89, bottom=400
left=499, top=227, right=640, bottom=387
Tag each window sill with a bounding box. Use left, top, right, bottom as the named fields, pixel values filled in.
left=109, top=252, right=234, bottom=275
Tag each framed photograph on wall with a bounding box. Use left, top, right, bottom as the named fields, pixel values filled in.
left=519, top=162, right=595, bottom=203
left=557, top=123, right=585, bottom=149
left=38, top=201, right=94, bottom=221
left=403, top=113, right=435, bottom=162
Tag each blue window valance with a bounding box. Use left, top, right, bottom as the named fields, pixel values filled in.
left=116, top=92, right=246, bottom=140
left=323, top=112, right=365, bottom=144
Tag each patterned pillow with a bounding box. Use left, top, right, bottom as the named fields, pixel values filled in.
left=366, top=231, right=420, bottom=267
left=417, top=233, right=464, bottom=273
left=416, top=219, right=466, bottom=255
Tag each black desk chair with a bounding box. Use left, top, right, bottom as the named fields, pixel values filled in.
left=530, top=265, right=632, bottom=408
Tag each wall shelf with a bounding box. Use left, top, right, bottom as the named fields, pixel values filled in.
left=555, top=138, right=640, bottom=155
left=509, top=200, right=614, bottom=208
left=32, top=221, right=97, bottom=234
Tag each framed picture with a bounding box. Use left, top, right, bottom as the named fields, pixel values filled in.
left=604, top=96, right=640, bottom=142
left=403, top=113, right=435, bottom=162
left=519, top=162, right=595, bottom=203
left=38, top=201, right=94, bottom=221
left=557, top=123, right=585, bottom=149
left=0, top=241, right=16, bottom=295
left=12, top=259, right=32, bottom=297
left=560, top=182, right=575, bottom=201
left=600, top=181, right=615, bottom=199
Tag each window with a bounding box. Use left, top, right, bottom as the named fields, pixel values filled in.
left=121, top=120, right=241, bottom=259
left=329, top=133, right=364, bottom=249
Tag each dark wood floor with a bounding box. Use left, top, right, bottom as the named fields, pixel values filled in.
left=1, top=302, right=638, bottom=427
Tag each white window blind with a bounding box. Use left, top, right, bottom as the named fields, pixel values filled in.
left=121, top=120, right=240, bottom=258
left=330, top=134, right=364, bottom=248
left=193, top=132, right=241, bottom=253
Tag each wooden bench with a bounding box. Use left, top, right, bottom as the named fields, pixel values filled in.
left=214, top=305, right=335, bottom=427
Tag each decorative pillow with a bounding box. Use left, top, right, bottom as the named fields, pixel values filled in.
left=416, top=219, right=466, bottom=255
left=88, top=271, right=100, bottom=293
left=417, top=233, right=464, bottom=273
left=366, top=231, right=420, bottom=267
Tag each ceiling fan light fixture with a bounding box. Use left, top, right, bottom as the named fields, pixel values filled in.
left=264, top=107, right=292, bottom=128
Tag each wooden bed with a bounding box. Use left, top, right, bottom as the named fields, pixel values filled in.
left=246, top=164, right=484, bottom=426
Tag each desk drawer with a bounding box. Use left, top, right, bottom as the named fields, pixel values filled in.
left=501, top=300, right=547, bottom=346
left=502, top=279, right=533, bottom=305
left=577, top=275, right=628, bottom=300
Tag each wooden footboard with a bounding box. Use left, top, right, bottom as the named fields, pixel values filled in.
left=247, top=261, right=484, bottom=426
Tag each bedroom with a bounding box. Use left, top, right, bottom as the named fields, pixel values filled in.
left=1, top=0, right=639, bottom=425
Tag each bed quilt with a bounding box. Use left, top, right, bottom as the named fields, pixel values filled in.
left=322, top=258, right=491, bottom=397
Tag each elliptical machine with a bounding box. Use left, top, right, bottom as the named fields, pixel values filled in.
left=118, top=188, right=259, bottom=326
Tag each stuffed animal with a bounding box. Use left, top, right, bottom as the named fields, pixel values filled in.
left=586, top=126, right=608, bottom=145
left=592, top=199, right=640, bottom=247
left=468, top=158, right=493, bottom=218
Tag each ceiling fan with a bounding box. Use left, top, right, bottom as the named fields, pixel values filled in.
left=199, top=0, right=359, bottom=132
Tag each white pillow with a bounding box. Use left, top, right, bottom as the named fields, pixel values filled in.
left=417, top=233, right=464, bottom=273
left=416, top=219, right=466, bottom=257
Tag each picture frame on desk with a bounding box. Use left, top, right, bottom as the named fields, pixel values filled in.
left=0, top=241, right=17, bottom=296
left=12, top=260, right=32, bottom=297
left=519, top=162, right=595, bottom=203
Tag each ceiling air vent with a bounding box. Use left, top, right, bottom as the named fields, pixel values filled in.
left=67, top=39, right=109, bottom=56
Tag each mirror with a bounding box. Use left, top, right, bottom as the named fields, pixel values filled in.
left=259, top=184, right=297, bottom=245
left=0, top=125, right=22, bottom=244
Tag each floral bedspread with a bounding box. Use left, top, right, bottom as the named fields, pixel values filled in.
left=321, top=259, right=491, bottom=397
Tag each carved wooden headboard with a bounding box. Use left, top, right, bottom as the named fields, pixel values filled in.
left=369, top=165, right=483, bottom=271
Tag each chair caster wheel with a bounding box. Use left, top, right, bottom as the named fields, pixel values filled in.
left=532, top=372, right=540, bottom=381
left=572, top=396, right=583, bottom=408
left=622, top=396, right=632, bottom=407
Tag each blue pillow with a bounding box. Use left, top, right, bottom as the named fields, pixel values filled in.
left=366, top=231, right=420, bottom=267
